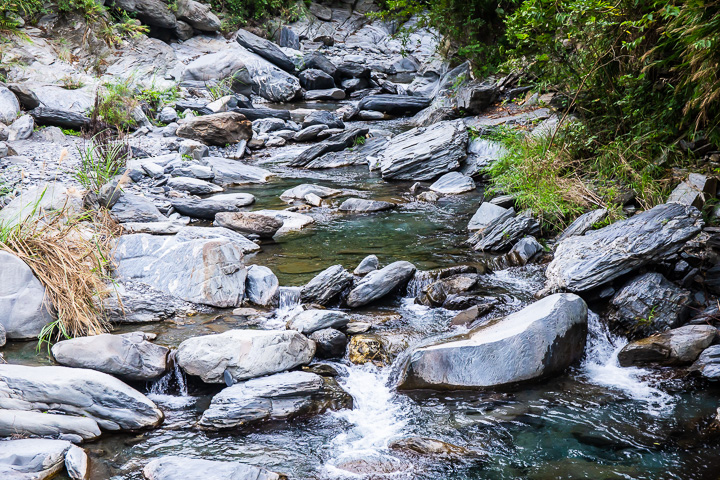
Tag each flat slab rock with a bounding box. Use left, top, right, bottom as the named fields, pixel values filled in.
left=618, top=325, right=717, bottom=367
left=175, top=329, right=315, bottom=383
left=339, top=198, right=396, bottom=213
left=287, top=309, right=350, bottom=334
left=397, top=293, right=588, bottom=390
left=171, top=194, right=256, bottom=220
left=198, top=371, right=352, bottom=430
left=143, top=455, right=282, bottom=480
left=543, top=203, right=703, bottom=293
left=0, top=438, right=73, bottom=479
left=429, top=172, right=476, bottom=194
left=0, top=410, right=101, bottom=442
left=346, top=261, right=417, bottom=308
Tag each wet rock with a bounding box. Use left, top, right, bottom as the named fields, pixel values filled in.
left=176, top=329, right=315, bottom=383
left=30, top=108, right=91, bottom=130
left=280, top=184, right=341, bottom=202
left=556, top=208, right=608, bottom=242
left=689, top=345, right=720, bottom=380
left=176, top=112, right=252, bottom=146
left=289, top=127, right=369, bottom=167
left=299, top=69, right=336, bottom=90
left=172, top=193, right=255, bottom=220
left=176, top=0, right=221, bottom=31
left=300, top=264, right=354, bottom=305
left=0, top=439, right=71, bottom=479
left=378, top=120, right=468, bottom=181
left=304, top=88, right=345, bottom=101
left=0, top=251, right=54, bottom=340
left=417, top=274, right=478, bottom=307
left=0, top=410, right=101, bottom=442
left=346, top=261, right=417, bottom=307
left=505, top=236, right=543, bottom=266
left=429, top=171, right=476, bottom=194
left=450, top=305, right=482, bottom=326
left=617, top=325, right=717, bottom=367
left=358, top=94, right=431, bottom=116
left=389, top=436, right=473, bottom=457
left=0, top=86, right=20, bottom=124
left=198, top=371, right=352, bottom=430
left=607, top=273, right=691, bottom=338
left=310, top=328, right=347, bottom=358
left=65, top=444, right=88, bottom=480
left=302, top=110, right=344, bottom=130
left=214, top=211, right=284, bottom=238
left=111, top=192, right=166, bottom=223
left=51, top=332, right=170, bottom=382
left=456, top=81, right=499, bottom=114
left=103, top=282, right=185, bottom=323
left=143, top=456, right=282, bottom=480
left=354, top=254, right=379, bottom=275
left=339, top=198, right=396, bottom=213
left=288, top=309, right=351, bottom=334
left=0, top=364, right=163, bottom=430
left=398, top=293, right=588, bottom=390
left=113, top=233, right=247, bottom=307
left=417, top=191, right=440, bottom=203
left=252, top=209, right=315, bottom=235
left=461, top=138, right=507, bottom=176
left=667, top=173, right=717, bottom=209
left=204, top=157, right=274, bottom=186
left=113, top=0, right=176, bottom=28
left=167, top=176, right=223, bottom=195
left=245, top=265, right=279, bottom=307
left=348, top=333, right=390, bottom=365
left=467, top=207, right=541, bottom=252
left=236, top=29, right=295, bottom=73
left=544, top=203, right=703, bottom=293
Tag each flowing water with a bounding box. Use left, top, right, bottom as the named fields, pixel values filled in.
left=4, top=117, right=720, bottom=479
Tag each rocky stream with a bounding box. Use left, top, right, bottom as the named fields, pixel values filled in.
left=2, top=1, right=720, bottom=479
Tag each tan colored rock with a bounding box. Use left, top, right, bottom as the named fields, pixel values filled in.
left=176, top=112, right=252, bottom=146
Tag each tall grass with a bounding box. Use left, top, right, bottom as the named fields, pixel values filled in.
left=74, top=134, right=129, bottom=193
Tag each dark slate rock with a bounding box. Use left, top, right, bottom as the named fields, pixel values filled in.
left=300, top=264, right=353, bottom=305
left=236, top=29, right=295, bottom=73
left=310, top=328, right=347, bottom=359
left=618, top=325, right=717, bottom=367
left=289, top=127, right=369, bottom=168
left=358, top=95, right=431, bottom=116
left=303, top=52, right=337, bottom=78
left=30, top=107, right=90, bottom=130
left=299, top=69, right=336, bottom=90
left=232, top=107, right=291, bottom=121
left=302, top=110, right=344, bottom=129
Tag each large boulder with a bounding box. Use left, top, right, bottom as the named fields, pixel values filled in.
left=0, top=439, right=72, bottom=479
left=466, top=207, right=540, bottom=252
left=0, top=410, right=101, bottom=442
left=143, top=456, right=282, bottom=480
left=198, top=371, right=352, bottom=430
left=299, top=69, right=336, bottom=90
left=0, top=86, right=20, bottom=124
left=617, top=325, right=717, bottom=367
left=176, top=0, right=221, bottom=31
left=0, top=364, right=163, bottom=430
left=689, top=345, right=720, bottom=380
left=429, top=172, right=475, bottom=194
left=302, top=110, right=344, bottom=129
left=171, top=193, right=255, bottom=220
left=175, top=329, right=315, bottom=383
left=398, top=293, right=588, bottom=390
left=346, top=261, right=417, bottom=308
left=214, top=211, right=283, bottom=238
left=300, top=264, right=353, bottom=305
left=339, top=198, right=396, bottom=213
left=176, top=112, right=252, bottom=146
left=245, top=265, right=278, bottom=307
left=455, top=81, right=499, bottom=114
left=113, top=233, right=247, bottom=307
left=289, top=127, right=369, bottom=167
left=111, top=0, right=176, bottom=28
left=607, top=273, right=691, bottom=338
left=0, top=251, right=54, bottom=339
left=167, top=177, right=223, bottom=195
left=204, top=157, right=274, bottom=186
left=287, top=309, right=350, bottom=334
left=358, top=95, right=431, bottom=116
left=29, top=108, right=91, bottom=130
left=236, top=29, right=296, bottom=73
left=111, top=193, right=166, bottom=223
left=310, top=328, right=347, bottom=358
left=377, top=121, right=468, bottom=181
left=543, top=203, right=703, bottom=293
left=280, top=184, right=341, bottom=202
left=51, top=332, right=170, bottom=381
left=103, top=282, right=185, bottom=323
left=175, top=226, right=260, bottom=253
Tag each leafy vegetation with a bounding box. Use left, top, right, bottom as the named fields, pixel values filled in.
left=209, top=0, right=303, bottom=31
left=74, top=135, right=129, bottom=194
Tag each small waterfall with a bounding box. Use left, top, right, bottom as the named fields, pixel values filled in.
left=149, top=352, right=188, bottom=397
left=582, top=310, right=674, bottom=415
left=267, top=286, right=303, bottom=328
left=405, top=270, right=436, bottom=298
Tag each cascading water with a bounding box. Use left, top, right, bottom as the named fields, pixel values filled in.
left=149, top=351, right=188, bottom=397
left=267, top=286, right=303, bottom=328
left=405, top=270, right=436, bottom=298
left=581, top=310, right=675, bottom=415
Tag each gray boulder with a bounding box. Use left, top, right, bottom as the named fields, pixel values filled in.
left=689, top=345, right=720, bottom=380
left=30, top=108, right=91, bottom=130
left=143, top=456, right=282, bottom=480
left=429, top=172, right=476, bottom=194
left=358, top=95, right=431, bottom=116
left=339, top=198, right=396, bottom=213
left=103, top=283, right=185, bottom=323
left=302, top=110, right=344, bottom=129
left=7, top=84, right=40, bottom=110
left=0, top=183, right=78, bottom=228
left=236, top=29, right=295, bottom=73
left=65, top=445, right=88, bottom=480
left=167, top=177, right=223, bottom=195
left=299, top=69, right=336, bottom=90
left=667, top=173, right=716, bottom=209
left=8, top=114, right=34, bottom=141
left=455, top=81, right=499, bottom=114
left=175, top=226, right=260, bottom=253
left=51, top=332, right=170, bottom=381
left=171, top=193, right=255, bottom=220
left=287, top=309, right=350, bottom=334
left=608, top=273, right=691, bottom=338
left=0, top=364, right=163, bottom=430
left=398, top=293, right=588, bottom=390
left=112, top=0, right=176, bottom=28
left=618, top=325, right=717, bottom=366
left=245, top=265, right=278, bottom=307
left=176, top=0, right=221, bottom=31
left=0, top=251, right=54, bottom=339
left=304, top=88, right=346, bottom=101
left=544, top=203, right=703, bottom=293
left=466, top=207, right=541, bottom=252
left=0, top=439, right=71, bottom=479
left=0, top=86, right=20, bottom=124
left=556, top=208, right=608, bottom=242
left=300, top=264, right=354, bottom=305
left=198, top=371, right=352, bottom=430
left=303, top=52, right=337, bottom=78
left=175, top=329, right=315, bottom=383
left=293, top=125, right=329, bottom=142
left=214, top=211, right=283, bottom=238
left=310, top=328, right=347, bottom=358
left=289, top=127, right=369, bottom=167
left=467, top=202, right=507, bottom=231
left=280, top=184, right=341, bottom=202
left=176, top=112, right=252, bottom=147
left=0, top=410, right=101, bottom=442
left=204, top=157, right=274, bottom=186
left=346, top=261, right=417, bottom=307
left=113, top=233, right=247, bottom=307
left=354, top=255, right=379, bottom=275
left=111, top=193, right=165, bottom=223
left=378, top=120, right=468, bottom=180
left=0, top=324, right=5, bottom=347
left=252, top=117, right=287, bottom=133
